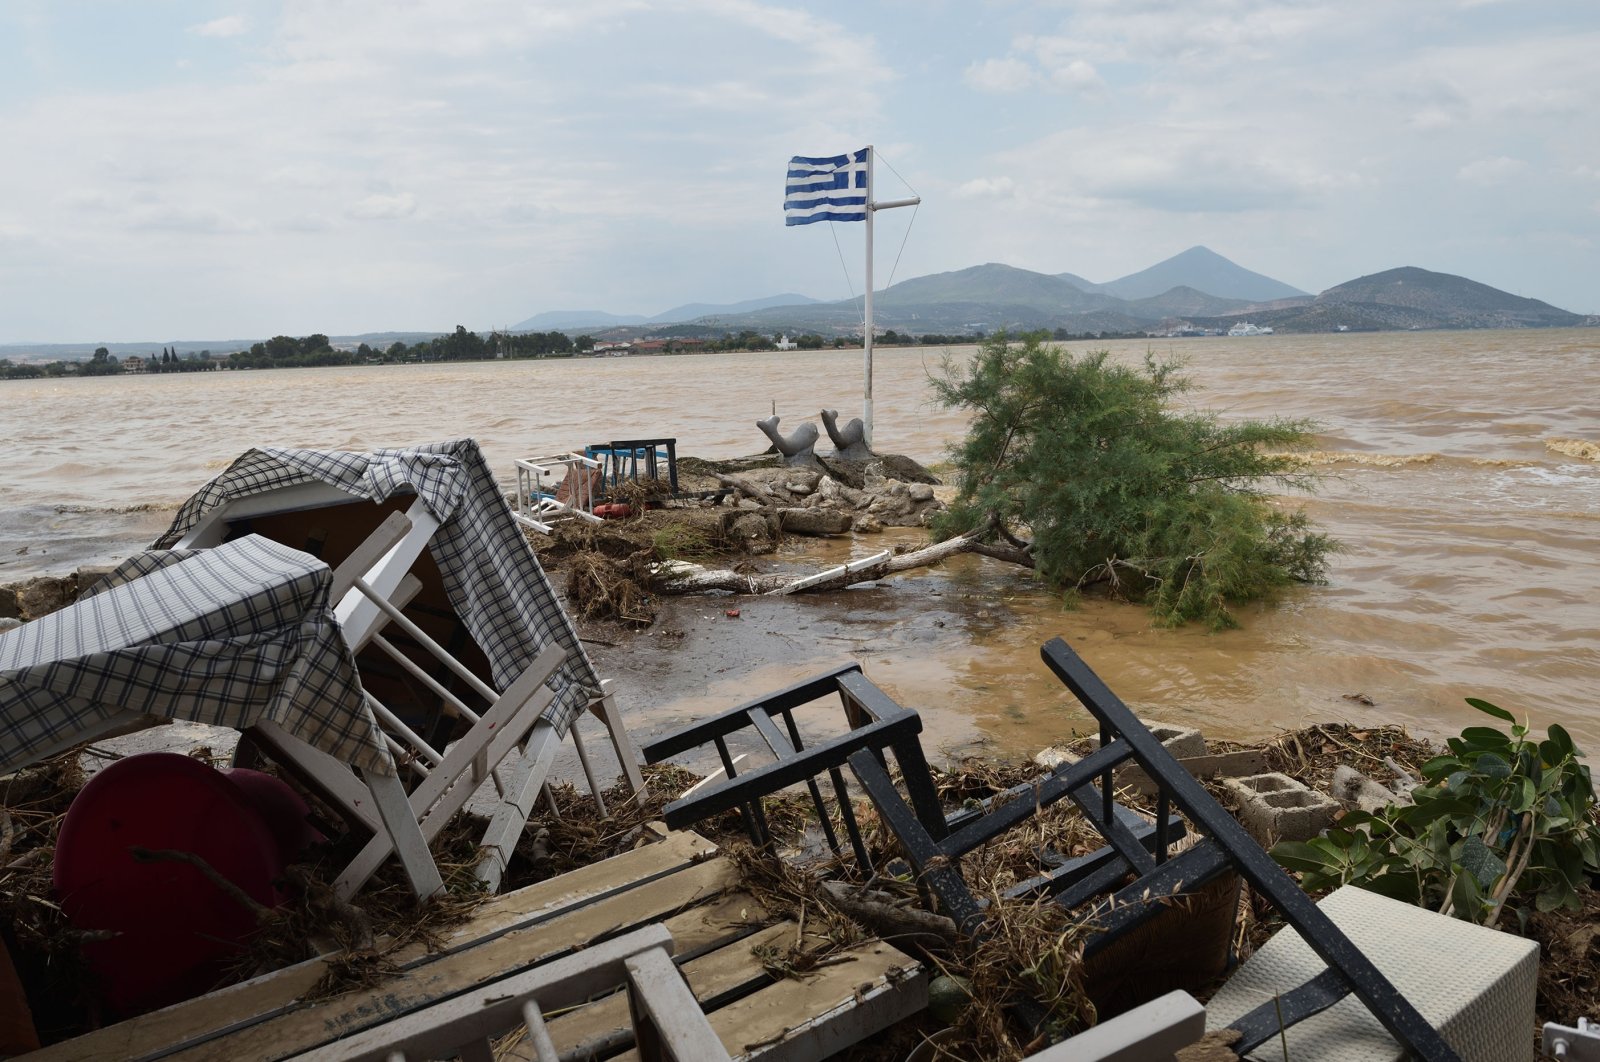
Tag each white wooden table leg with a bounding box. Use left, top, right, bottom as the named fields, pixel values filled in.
left=349, top=768, right=442, bottom=900
left=590, top=683, right=646, bottom=799
left=474, top=722, right=563, bottom=893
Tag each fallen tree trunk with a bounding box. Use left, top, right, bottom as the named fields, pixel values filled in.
left=654, top=526, right=991, bottom=596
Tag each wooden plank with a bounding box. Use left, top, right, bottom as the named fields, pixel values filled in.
left=284, top=926, right=730, bottom=1062
left=32, top=832, right=717, bottom=1062
left=537, top=917, right=793, bottom=1061
left=655, top=891, right=771, bottom=959
left=610, top=940, right=925, bottom=1062
left=165, top=857, right=742, bottom=1062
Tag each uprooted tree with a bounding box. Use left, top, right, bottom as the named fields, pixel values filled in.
left=929, top=333, right=1338, bottom=629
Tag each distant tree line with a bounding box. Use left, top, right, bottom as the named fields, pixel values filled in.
left=0, top=345, right=221, bottom=380
left=0, top=326, right=1032, bottom=382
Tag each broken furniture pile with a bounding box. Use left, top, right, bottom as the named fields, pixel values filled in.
left=641, top=637, right=1545, bottom=1060
left=513, top=437, right=734, bottom=534
left=2, top=437, right=940, bottom=1062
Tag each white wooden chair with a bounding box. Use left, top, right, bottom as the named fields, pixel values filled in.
left=286, top=923, right=730, bottom=1062
left=249, top=508, right=643, bottom=898
left=513, top=452, right=604, bottom=533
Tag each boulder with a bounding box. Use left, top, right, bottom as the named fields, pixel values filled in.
left=908, top=483, right=935, bottom=503
left=18, top=576, right=70, bottom=620
left=726, top=512, right=776, bottom=554
left=778, top=508, right=852, bottom=537
left=852, top=514, right=885, bottom=534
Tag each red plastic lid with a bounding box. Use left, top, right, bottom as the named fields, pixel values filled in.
left=53, top=753, right=285, bottom=1016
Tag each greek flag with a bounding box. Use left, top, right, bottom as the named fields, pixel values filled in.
left=784, top=148, right=868, bottom=226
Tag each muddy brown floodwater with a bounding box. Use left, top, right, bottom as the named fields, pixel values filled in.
left=3, top=329, right=1597, bottom=765
left=586, top=525, right=1443, bottom=771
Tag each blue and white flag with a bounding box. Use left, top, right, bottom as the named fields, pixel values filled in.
left=784, top=148, right=869, bottom=226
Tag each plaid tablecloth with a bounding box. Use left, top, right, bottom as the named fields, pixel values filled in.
left=151, top=438, right=601, bottom=735
left=0, top=535, right=394, bottom=776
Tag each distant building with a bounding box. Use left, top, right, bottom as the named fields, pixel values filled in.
left=122, top=356, right=146, bottom=373
left=775, top=334, right=797, bottom=351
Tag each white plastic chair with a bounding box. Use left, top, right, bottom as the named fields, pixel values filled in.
left=513, top=453, right=604, bottom=533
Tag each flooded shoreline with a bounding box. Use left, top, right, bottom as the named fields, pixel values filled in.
left=2, top=329, right=1597, bottom=755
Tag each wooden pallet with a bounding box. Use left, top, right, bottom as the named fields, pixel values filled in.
left=32, top=831, right=925, bottom=1062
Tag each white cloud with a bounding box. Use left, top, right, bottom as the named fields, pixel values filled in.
left=964, top=57, right=1036, bottom=93
left=3, top=1, right=1599, bottom=337
left=1046, top=58, right=1104, bottom=92
left=189, top=15, right=247, bottom=38
left=955, top=176, right=1017, bottom=200
left=1458, top=156, right=1529, bottom=186
left=348, top=193, right=418, bottom=220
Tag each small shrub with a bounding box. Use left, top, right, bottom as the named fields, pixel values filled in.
left=1273, top=699, right=1600, bottom=929
left=931, top=333, right=1336, bottom=628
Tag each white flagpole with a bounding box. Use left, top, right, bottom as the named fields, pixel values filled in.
left=863, top=145, right=875, bottom=447
left=861, top=146, right=919, bottom=451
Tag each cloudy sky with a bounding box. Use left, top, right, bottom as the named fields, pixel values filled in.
left=1, top=0, right=1595, bottom=343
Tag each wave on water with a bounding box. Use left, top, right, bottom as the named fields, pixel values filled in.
left=1547, top=438, right=1600, bottom=462
left=53, top=502, right=176, bottom=515
left=1292, top=450, right=1440, bottom=468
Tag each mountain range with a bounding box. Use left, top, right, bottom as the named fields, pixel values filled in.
left=517, top=246, right=1590, bottom=337
left=511, top=292, right=819, bottom=331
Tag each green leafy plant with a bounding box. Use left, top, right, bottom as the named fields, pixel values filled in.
left=1273, top=699, right=1600, bottom=929
left=930, top=332, right=1336, bottom=628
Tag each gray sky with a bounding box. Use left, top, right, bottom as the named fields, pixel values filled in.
left=2, top=0, right=1596, bottom=343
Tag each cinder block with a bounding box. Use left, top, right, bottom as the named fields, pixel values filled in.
left=1085, top=723, right=1207, bottom=762
left=1122, top=749, right=1271, bottom=796
left=1223, top=772, right=1338, bottom=844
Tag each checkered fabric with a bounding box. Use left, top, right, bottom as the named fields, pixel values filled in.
left=0, top=536, right=393, bottom=776
left=153, top=439, right=601, bottom=735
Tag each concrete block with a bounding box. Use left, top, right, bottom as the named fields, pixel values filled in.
left=1122, top=750, right=1271, bottom=796
left=1088, top=723, right=1206, bottom=761
left=1223, top=772, right=1339, bottom=844
left=1038, top=724, right=1209, bottom=783
left=1331, top=764, right=1410, bottom=813
left=1034, top=746, right=1081, bottom=771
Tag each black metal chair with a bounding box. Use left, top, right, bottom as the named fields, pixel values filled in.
left=1032, top=636, right=1458, bottom=1060
left=642, top=645, right=1459, bottom=1059
left=640, top=663, right=948, bottom=867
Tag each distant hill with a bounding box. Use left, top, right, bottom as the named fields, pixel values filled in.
left=1123, top=285, right=1263, bottom=319
left=1097, top=246, right=1308, bottom=302
left=874, top=263, right=1122, bottom=313
left=512, top=309, right=649, bottom=330
left=1312, top=267, right=1583, bottom=328
left=647, top=293, right=818, bottom=324
left=1054, top=271, right=1105, bottom=294
left=1182, top=266, right=1589, bottom=334
left=511, top=293, right=821, bottom=332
